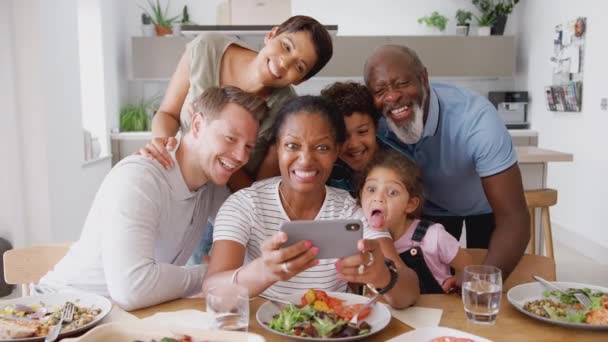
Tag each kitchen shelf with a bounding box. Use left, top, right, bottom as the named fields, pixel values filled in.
left=131, top=35, right=515, bottom=80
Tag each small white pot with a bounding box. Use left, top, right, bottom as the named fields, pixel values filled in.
left=478, top=26, right=491, bottom=36
left=141, top=24, right=155, bottom=37
left=455, top=25, right=469, bottom=36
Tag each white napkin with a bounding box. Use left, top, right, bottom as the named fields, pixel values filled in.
left=100, top=305, right=139, bottom=324
left=390, top=306, right=443, bottom=329
left=140, top=309, right=214, bottom=330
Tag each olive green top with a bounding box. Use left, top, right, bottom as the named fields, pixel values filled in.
left=181, top=32, right=296, bottom=176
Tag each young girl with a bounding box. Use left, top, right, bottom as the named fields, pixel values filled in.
left=359, top=150, right=473, bottom=294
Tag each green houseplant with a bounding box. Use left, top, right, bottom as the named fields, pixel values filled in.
left=472, top=0, right=519, bottom=35
left=455, top=9, right=473, bottom=35
left=418, top=11, right=448, bottom=33
left=140, top=0, right=180, bottom=36
left=119, top=101, right=151, bottom=132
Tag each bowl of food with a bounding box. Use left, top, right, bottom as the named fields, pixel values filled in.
left=0, top=291, right=112, bottom=341
left=507, top=281, right=608, bottom=330
left=256, top=289, right=391, bottom=341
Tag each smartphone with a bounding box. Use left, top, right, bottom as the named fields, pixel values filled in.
left=280, top=219, right=363, bottom=259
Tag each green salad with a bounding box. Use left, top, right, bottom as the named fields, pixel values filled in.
left=267, top=304, right=371, bottom=338
left=523, top=288, right=608, bottom=324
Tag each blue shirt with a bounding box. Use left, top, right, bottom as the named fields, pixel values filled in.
left=377, top=82, right=516, bottom=216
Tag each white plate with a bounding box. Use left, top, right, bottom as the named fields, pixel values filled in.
left=507, top=281, right=608, bottom=330
left=0, top=291, right=112, bottom=341
left=256, top=291, right=391, bottom=341
left=386, top=326, right=492, bottom=342
left=62, top=322, right=265, bottom=342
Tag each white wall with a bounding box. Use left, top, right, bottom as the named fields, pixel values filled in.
left=292, top=0, right=518, bottom=36
left=515, top=0, right=608, bottom=262
left=6, top=0, right=111, bottom=245
left=0, top=0, right=26, bottom=248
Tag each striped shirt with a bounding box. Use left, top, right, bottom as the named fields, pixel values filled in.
left=213, top=177, right=390, bottom=298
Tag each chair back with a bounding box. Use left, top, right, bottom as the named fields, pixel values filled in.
left=524, top=188, right=558, bottom=259
left=466, top=248, right=556, bottom=292
left=3, top=243, right=71, bottom=296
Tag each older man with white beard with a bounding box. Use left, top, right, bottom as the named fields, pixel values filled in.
left=363, top=45, right=530, bottom=280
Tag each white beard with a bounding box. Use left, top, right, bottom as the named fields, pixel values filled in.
left=387, top=96, right=425, bottom=144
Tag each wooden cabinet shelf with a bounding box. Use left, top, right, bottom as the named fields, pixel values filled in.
left=131, top=35, right=514, bottom=80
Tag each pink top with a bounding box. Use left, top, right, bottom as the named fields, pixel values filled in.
left=393, top=219, right=461, bottom=286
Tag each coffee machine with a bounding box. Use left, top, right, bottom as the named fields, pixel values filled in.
left=488, top=91, right=529, bottom=129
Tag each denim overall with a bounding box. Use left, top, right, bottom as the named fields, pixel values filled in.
left=399, top=220, right=445, bottom=294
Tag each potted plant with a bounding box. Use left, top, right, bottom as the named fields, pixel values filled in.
left=455, top=10, right=473, bottom=36
left=140, top=0, right=180, bottom=36
left=141, top=13, right=155, bottom=37
left=471, top=0, right=519, bottom=35
left=119, top=100, right=151, bottom=132
left=418, top=11, right=448, bottom=35
left=491, top=0, right=519, bottom=35
left=475, top=13, right=494, bottom=36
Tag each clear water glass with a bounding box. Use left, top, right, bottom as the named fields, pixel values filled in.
left=206, top=284, right=249, bottom=331
left=462, top=265, right=502, bottom=325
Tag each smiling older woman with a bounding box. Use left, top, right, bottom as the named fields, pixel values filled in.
left=202, top=96, right=419, bottom=309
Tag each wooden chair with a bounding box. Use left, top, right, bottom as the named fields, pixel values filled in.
left=524, top=188, right=558, bottom=259
left=466, top=248, right=556, bottom=292
left=3, top=243, right=71, bottom=296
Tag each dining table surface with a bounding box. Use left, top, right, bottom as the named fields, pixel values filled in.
left=131, top=293, right=607, bottom=342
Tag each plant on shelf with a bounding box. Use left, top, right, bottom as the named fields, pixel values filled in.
left=472, top=0, right=519, bottom=35
left=140, top=13, right=155, bottom=37
left=455, top=9, right=473, bottom=35
left=181, top=5, right=192, bottom=25
left=139, top=0, right=181, bottom=36
left=141, top=13, right=152, bottom=25
left=120, top=100, right=151, bottom=132
left=418, top=11, right=448, bottom=33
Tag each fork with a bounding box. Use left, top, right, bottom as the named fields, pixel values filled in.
left=44, top=302, right=74, bottom=342
left=533, top=276, right=593, bottom=310
left=349, top=293, right=380, bottom=325
left=259, top=294, right=298, bottom=308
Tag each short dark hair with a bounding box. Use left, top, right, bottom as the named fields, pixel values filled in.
left=188, top=86, right=268, bottom=131
left=275, top=15, right=333, bottom=80
left=320, top=82, right=381, bottom=126
left=271, top=95, right=346, bottom=145
left=357, top=150, right=425, bottom=219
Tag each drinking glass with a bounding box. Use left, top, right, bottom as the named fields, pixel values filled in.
left=206, top=284, right=249, bottom=331
left=461, top=265, right=502, bottom=324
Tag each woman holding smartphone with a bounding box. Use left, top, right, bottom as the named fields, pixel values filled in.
left=203, top=96, right=419, bottom=309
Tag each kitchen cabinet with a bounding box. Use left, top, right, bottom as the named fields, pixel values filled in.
left=131, top=35, right=514, bottom=80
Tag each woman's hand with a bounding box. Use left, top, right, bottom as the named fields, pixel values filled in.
left=335, top=239, right=391, bottom=290
left=136, top=137, right=178, bottom=170
left=260, top=232, right=319, bottom=283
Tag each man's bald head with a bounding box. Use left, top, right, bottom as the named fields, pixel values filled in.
left=364, top=45, right=426, bottom=86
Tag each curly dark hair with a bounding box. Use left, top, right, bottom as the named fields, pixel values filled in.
left=357, top=150, right=425, bottom=219
left=320, top=82, right=380, bottom=126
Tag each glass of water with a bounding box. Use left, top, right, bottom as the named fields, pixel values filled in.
left=206, top=284, right=249, bottom=331
left=462, top=265, right=502, bottom=325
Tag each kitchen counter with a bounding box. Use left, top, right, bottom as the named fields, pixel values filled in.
left=516, top=146, right=573, bottom=164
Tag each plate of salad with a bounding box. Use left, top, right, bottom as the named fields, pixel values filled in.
left=507, top=281, right=608, bottom=330
left=256, top=289, right=391, bottom=341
